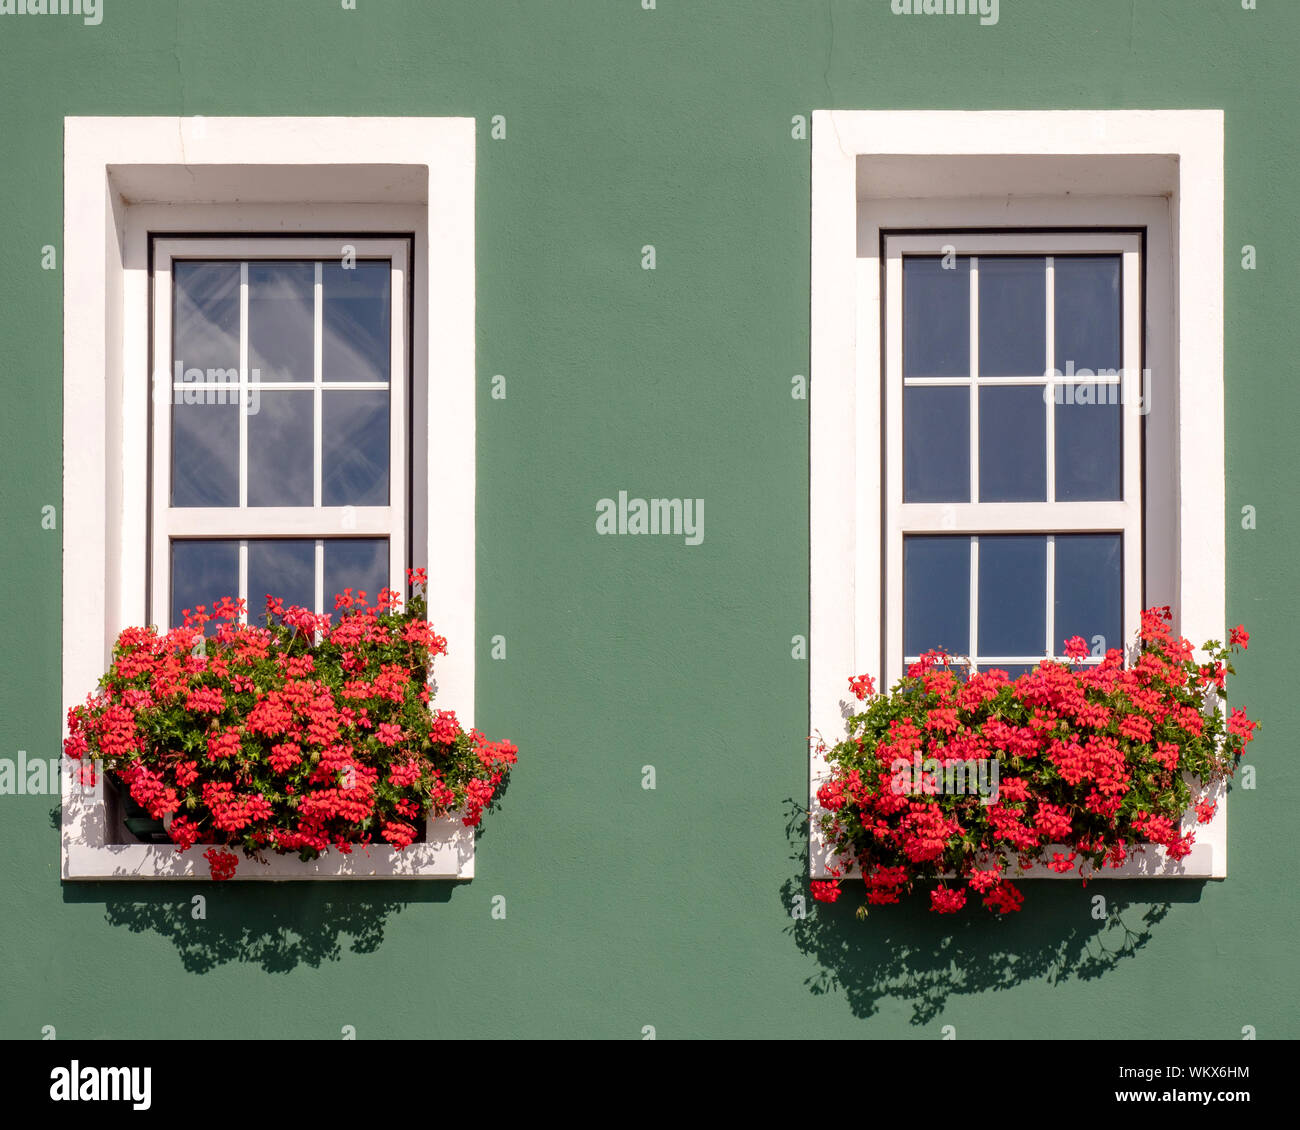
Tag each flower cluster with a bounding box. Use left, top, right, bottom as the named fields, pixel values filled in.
left=814, top=608, right=1256, bottom=915
left=66, top=570, right=517, bottom=879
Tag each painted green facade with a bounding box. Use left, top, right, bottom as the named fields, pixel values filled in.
left=0, top=0, right=1294, bottom=1038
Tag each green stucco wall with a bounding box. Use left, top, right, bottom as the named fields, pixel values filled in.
left=0, top=0, right=1294, bottom=1039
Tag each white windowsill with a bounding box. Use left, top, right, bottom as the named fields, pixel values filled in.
left=63, top=812, right=474, bottom=881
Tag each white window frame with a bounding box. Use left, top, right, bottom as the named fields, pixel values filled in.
left=885, top=231, right=1143, bottom=686
left=810, top=110, right=1226, bottom=881
left=151, top=237, right=409, bottom=627
left=63, top=117, right=477, bottom=880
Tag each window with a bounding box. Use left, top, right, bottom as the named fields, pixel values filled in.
left=809, top=111, right=1226, bottom=880
left=884, top=233, right=1143, bottom=686
left=152, top=238, right=410, bottom=630
left=63, top=117, right=476, bottom=879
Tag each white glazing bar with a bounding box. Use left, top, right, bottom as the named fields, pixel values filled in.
left=314, top=260, right=324, bottom=509
left=969, top=535, right=980, bottom=672
left=314, top=538, right=325, bottom=617
left=239, top=260, right=249, bottom=510
left=163, top=506, right=394, bottom=538
left=1045, top=256, right=1056, bottom=504
left=238, top=539, right=249, bottom=625
left=172, top=380, right=388, bottom=391
left=898, top=500, right=1128, bottom=533
left=907, top=374, right=1076, bottom=386
left=1045, top=533, right=1056, bottom=657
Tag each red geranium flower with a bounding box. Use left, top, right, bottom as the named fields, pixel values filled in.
left=816, top=610, right=1254, bottom=915
left=848, top=674, right=876, bottom=701
left=65, top=570, right=517, bottom=881
left=811, top=880, right=842, bottom=904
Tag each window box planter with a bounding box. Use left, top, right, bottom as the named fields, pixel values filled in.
left=812, top=609, right=1257, bottom=915
left=118, top=785, right=170, bottom=845
left=106, top=775, right=433, bottom=850
left=65, top=573, right=516, bottom=881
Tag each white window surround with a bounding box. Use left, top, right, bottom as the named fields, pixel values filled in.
left=63, top=117, right=477, bottom=879
left=809, top=110, right=1226, bottom=881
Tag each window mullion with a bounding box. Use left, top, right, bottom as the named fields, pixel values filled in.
left=313, top=260, right=323, bottom=510
left=1045, top=533, right=1056, bottom=658
left=238, top=539, right=249, bottom=625
left=239, top=260, right=249, bottom=510
left=1045, top=255, right=1056, bottom=505
left=314, top=538, right=325, bottom=618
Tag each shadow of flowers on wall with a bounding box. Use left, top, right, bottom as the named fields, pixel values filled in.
left=63, top=882, right=458, bottom=974
left=783, top=800, right=1198, bottom=1024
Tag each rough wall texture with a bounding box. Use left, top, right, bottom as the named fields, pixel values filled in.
left=0, top=0, right=1293, bottom=1038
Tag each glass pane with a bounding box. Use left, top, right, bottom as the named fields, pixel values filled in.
left=248, top=540, right=317, bottom=621
left=247, top=390, right=313, bottom=507
left=172, top=398, right=238, bottom=507
left=322, top=390, right=389, bottom=506
left=248, top=262, right=314, bottom=382
left=173, top=262, right=240, bottom=379
left=903, top=257, right=970, bottom=377
left=1054, top=255, right=1121, bottom=376
left=904, top=536, right=970, bottom=658
left=979, top=256, right=1046, bottom=377
left=979, top=385, right=1046, bottom=502
left=170, top=540, right=239, bottom=632
left=977, top=535, right=1047, bottom=658
left=904, top=386, right=970, bottom=502
left=1055, top=395, right=1122, bottom=501
left=324, top=539, right=389, bottom=608
left=1054, top=534, right=1123, bottom=656
left=323, top=261, right=390, bottom=383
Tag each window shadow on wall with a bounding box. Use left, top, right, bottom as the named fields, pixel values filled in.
left=61, top=881, right=459, bottom=974
left=783, top=800, right=1205, bottom=1025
